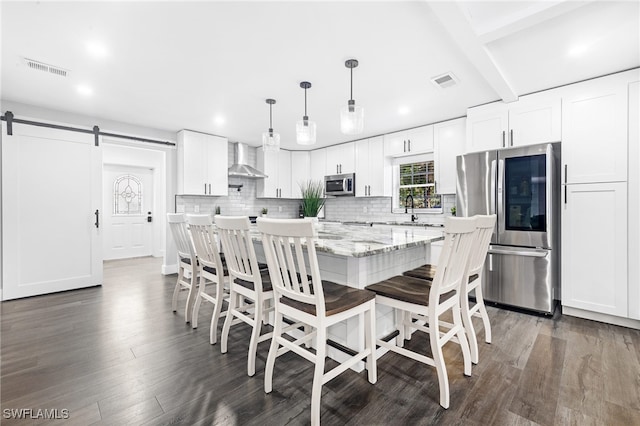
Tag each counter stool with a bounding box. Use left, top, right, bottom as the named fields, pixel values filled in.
left=167, top=213, right=198, bottom=323
left=258, top=218, right=376, bottom=426
left=187, top=214, right=229, bottom=344
left=404, top=214, right=496, bottom=364
left=215, top=215, right=274, bottom=377
left=365, top=216, right=476, bottom=409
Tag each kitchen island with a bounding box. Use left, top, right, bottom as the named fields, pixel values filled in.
left=251, top=221, right=444, bottom=369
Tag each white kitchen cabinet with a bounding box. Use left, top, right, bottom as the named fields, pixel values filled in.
left=562, top=73, right=629, bottom=184
left=384, top=125, right=434, bottom=156
left=177, top=130, right=228, bottom=195
left=465, top=92, right=561, bottom=153
left=326, top=142, right=355, bottom=175
left=290, top=151, right=310, bottom=198
left=257, top=149, right=291, bottom=198
left=310, top=149, right=326, bottom=186
left=628, top=80, right=640, bottom=320
left=561, top=182, right=628, bottom=317
left=355, top=136, right=389, bottom=197
left=434, top=117, right=466, bottom=194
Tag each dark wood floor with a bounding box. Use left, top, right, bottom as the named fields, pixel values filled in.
left=2, top=256, right=639, bottom=425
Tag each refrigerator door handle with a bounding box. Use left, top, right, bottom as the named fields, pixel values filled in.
left=490, top=159, right=497, bottom=215
left=488, top=247, right=548, bottom=258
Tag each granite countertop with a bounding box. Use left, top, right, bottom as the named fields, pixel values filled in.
left=251, top=221, right=444, bottom=258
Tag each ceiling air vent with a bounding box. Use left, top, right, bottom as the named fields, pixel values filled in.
left=24, top=58, right=69, bottom=77
left=431, top=72, right=458, bottom=89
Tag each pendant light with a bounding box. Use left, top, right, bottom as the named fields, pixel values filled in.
left=296, top=81, right=317, bottom=145
left=262, top=98, right=280, bottom=152
left=340, top=58, right=364, bottom=135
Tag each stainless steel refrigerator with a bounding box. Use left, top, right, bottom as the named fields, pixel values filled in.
left=456, top=143, right=560, bottom=314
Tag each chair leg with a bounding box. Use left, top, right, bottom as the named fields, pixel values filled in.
left=311, top=326, right=326, bottom=426
left=172, top=266, right=183, bottom=312
left=475, top=284, right=492, bottom=344
left=192, top=275, right=205, bottom=329
left=429, top=315, right=450, bottom=409
left=453, top=302, right=472, bottom=377
left=460, top=292, right=478, bottom=364
left=247, top=296, right=262, bottom=376
left=221, top=287, right=237, bottom=354
left=365, top=301, right=377, bottom=384
left=210, top=280, right=224, bottom=345
left=395, top=308, right=405, bottom=347
left=184, top=269, right=198, bottom=323
left=403, top=310, right=413, bottom=341
left=264, top=310, right=282, bottom=394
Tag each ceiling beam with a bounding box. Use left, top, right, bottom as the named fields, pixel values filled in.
left=428, top=1, right=518, bottom=103
left=475, top=1, right=594, bottom=44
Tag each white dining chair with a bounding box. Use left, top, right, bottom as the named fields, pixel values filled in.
left=403, top=214, right=496, bottom=364
left=167, top=213, right=198, bottom=323
left=186, top=214, right=229, bottom=344
left=365, top=216, right=476, bottom=409
left=258, top=217, right=377, bottom=426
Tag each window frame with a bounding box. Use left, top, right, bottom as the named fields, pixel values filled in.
left=391, top=153, right=443, bottom=214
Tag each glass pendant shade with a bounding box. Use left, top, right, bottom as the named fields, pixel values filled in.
left=340, top=103, right=364, bottom=135
left=296, top=117, right=316, bottom=145
left=262, top=130, right=280, bottom=152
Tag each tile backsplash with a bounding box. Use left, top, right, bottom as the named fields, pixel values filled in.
left=176, top=143, right=455, bottom=223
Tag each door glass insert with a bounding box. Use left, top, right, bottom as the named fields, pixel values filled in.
left=113, top=174, right=143, bottom=215
left=504, top=154, right=546, bottom=232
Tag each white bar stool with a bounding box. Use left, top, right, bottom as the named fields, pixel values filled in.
left=167, top=213, right=198, bottom=323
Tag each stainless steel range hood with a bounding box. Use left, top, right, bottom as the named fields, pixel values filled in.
left=228, top=142, right=267, bottom=178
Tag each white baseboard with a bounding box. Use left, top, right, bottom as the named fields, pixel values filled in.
left=162, top=264, right=178, bottom=275
left=563, top=306, right=640, bottom=330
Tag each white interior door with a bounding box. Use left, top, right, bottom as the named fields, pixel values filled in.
left=103, top=165, right=154, bottom=260
left=2, top=122, right=102, bottom=300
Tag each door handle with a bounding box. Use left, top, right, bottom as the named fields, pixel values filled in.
left=510, top=129, right=513, bottom=146
left=147, top=211, right=153, bottom=223
left=502, top=131, right=506, bottom=148
left=564, top=164, right=567, bottom=184
left=488, top=247, right=548, bottom=258
left=564, top=185, right=567, bottom=204
left=94, top=209, right=100, bottom=228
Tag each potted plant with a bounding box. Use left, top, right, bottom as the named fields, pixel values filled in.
left=214, top=205, right=221, bottom=215
left=300, top=179, right=325, bottom=220
left=450, top=206, right=456, bottom=216
left=261, top=207, right=268, bottom=216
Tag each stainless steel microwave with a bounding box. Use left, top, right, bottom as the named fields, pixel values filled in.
left=325, top=173, right=355, bottom=196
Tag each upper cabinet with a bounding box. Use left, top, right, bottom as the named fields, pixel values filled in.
left=290, top=151, right=311, bottom=198
left=310, top=149, right=327, bottom=185
left=466, top=92, right=561, bottom=153
left=257, top=149, right=291, bottom=198
left=561, top=73, right=629, bottom=184
left=384, top=125, right=434, bottom=156
left=355, top=136, right=390, bottom=197
left=325, top=142, right=355, bottom=175
left=434, top=117, right=466, bottom=195
left=177, top=130, right=228, bottom=196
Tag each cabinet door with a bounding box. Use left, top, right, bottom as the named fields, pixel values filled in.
left=354, top=139, right=370, bottom=197
left=368, top=136, right=388, bottom=196
left=290, top=151, right=310, bottom=198
left=383, top=130, right=407, bottom=156
left=561, top=182, right=627, bottom=317
left=434, top=117, right=465, bottom=194
left=325, top=143, right=355, bottom=174
left=178, top=130, right=208, bottom=195
left=325, top=145, right=342, bottom=175
left=310, top=149, right=326, bottom=185
left=207, top=135, right=228, bottom=196
left=628, top=80, right=640, bottom=320
left=278, top=150, right=292, bottom=198
left=406, top=125, right=434, bottom=153
left=508, top=94, right=561, bottom=148
left=465, top=104, right=508, bottom=153
left=562, top=76, right=628, bottom=184
left=257, top=149, right=279, bottom=198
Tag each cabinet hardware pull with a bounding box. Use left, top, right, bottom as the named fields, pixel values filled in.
left=564, top=185, right=567, bottom=204
left=502, top=131, right=505, bottom=148
left=208, top=183, right=211, bottom=194
left=404, top=140, right=406, bottom=152
left=408, top=139, right=411, bottom=152
left=564, top=164, right=567, bottom=184
left=95, top=209, right=100, bottom=228
left=204, top=183, right=207, bottom=194
left=510, top=129, right=513, bottom=146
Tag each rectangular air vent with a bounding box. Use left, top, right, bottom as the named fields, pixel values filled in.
left=24, top=58, right=69, bottom=77
left=431, top=72, right=458, bottom=89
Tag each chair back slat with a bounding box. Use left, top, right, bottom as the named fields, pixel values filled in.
left=186, top=214, right=224, bottom=274
left=167, top=213, right=195, bottom=260
left=215, top=216, right=264, bottom=289
left=468, top=215, right=496, bottom=275
left=431, top=217, right=477, bottom=299
left=258, top=218, right=323, bottom=312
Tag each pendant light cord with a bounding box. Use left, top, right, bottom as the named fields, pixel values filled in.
left=304, top=87, right=308, bottom=116
left=350, top=66, right=354, bottom=101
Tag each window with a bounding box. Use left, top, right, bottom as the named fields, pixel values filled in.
left=392, top=154, right=442, bottom=213
left=113, top=174, right=143, bottom=215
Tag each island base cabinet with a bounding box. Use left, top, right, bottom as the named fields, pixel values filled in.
left=561, top=182, right=628, bottom=318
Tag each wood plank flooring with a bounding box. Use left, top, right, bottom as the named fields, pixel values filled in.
left=2, top=256, right=639, bottom=425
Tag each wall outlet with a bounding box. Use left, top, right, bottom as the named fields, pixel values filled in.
left=363, top=206, right=368, bottom=213
left=278, top=206, right=282, bottom=212
left=194, top=205, right=200, bottom=213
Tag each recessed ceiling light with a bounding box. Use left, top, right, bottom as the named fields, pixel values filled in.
left=398, top=106, right=410, bottom=115
left=77, top=84, right=93, bottom=96
left=568, top=44, right=589, bottom=57
left=214, top=115, right=225, bottom=125
left=86, top=41, right=108, bottom=59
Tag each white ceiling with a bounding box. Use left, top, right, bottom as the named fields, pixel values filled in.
left=1, top=1, right=638, bottom=150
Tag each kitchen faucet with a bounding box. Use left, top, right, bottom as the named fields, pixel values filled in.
left=404, top=194, right=418, bottom=222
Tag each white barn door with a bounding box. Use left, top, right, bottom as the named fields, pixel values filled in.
left=2, top=122, right=103, bottom=300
